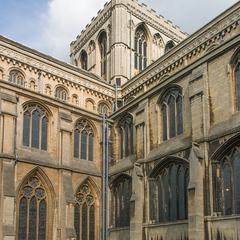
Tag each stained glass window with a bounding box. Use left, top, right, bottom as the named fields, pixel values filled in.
left=160, top=88, right=183, bottom=141
left=150, top=160, right=189, bottom=223
left=17, top=175, right=47, bottom=240
left=74, top=119, right=94, bottom=161
left=111, top=176, right=132, bottom=227
left=23, top=104, right=49, bottom=150
left=134, top=25, right=148, bottom=72
left=213, top=145, right=240, bottom=216
left=74, top=182, right=96, bottom=240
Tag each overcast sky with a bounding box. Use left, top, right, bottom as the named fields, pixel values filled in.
left=0, top=0, right=238, bottom=62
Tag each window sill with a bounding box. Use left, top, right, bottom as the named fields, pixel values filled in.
left=21, top=145, right=48, bottom=153
left=205, top=214, right=240, bottom=222
left=108, top=226, right=130, bottom=232
left=143, top=219, right=188, bottom=228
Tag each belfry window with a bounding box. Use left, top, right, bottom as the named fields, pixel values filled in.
left=55, top=86, right=68, bottom=102
left=17, top=175, right=48, bottom=240
left=118, top=114, right=134, bottom=158
left=236, top=62, right=240, bottom=111
left=161, top=88, right=183, bottom=141
left=80, top=50, right=88, bottom=70
left=111, top=176, right=132, bottom=228
left=9, top=69, right=25, bottom=86
left=149, top=159, right=189, bottom=223
left=134, top=25, right=148, bottom=72
left=213, top=144, right=240, bottom=215
left=74, top=182, right=96, bottom=240
left=98, top=31, right=107, bottom=80
left=74, top=119, right=94, bottom=161
left=23, top=104, right=48, bottom=150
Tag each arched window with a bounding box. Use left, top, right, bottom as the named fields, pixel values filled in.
left=55, top=86, right=68, bottom=102
left=17, top=172, right=51, bottom=240
left=80, top=50, right=88, bottom=70
left=98, top=31, right=107, bottom=79
left=165, top=40, right=175, bottom=53
left=74, top=119, right=94, bottom=161
left=74, top=182, right=96, bottom=240
left=111, top=175, right=132, bottom=228
left=134, top=25, right=148, bottom=72
left=118, top=114, right=133, bottom=158
left=149, top=159, right=189, bottom=223
left=23, top=104, right=49, bottom=150
left=88, top=41, right=96, bottom=69
left=235, top=62, right=240, bottom=111
left=98, top=102, right=110, bottom=116
left=9, top=69, right=25, bottom=86
left=213, top=144, right=240, bottom=215
left=160, top=88, right=183, bottom=141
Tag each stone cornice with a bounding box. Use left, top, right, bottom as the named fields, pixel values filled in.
left=0, top=36, right=115, bottom=100
left=121, top=2, right=240, bottom=100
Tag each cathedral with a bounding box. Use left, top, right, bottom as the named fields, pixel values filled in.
left=0, top=0, right=240, bottom=239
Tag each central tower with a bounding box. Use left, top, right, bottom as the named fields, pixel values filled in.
left=70, top=0, right=188, bottom=86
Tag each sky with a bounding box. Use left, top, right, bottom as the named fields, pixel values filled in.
left=0, top=0, right=238, bottom=62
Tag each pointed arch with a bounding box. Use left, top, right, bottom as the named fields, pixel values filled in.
left=80, top=49, right=88, bottom=70
left=16, top=167, right=55, bottom=240
left=165, top=40, right=176, bottom=53
left=148, top=156, right=189, bottom=223
left=98, top=30, right=107, bottom=80
left=74, top=177, right=100, bottom=240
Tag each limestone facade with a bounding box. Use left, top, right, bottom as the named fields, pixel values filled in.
left=0, top=0, right=240, bottom=240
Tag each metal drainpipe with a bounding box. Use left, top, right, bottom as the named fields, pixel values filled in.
left=102, top=114, right=109, bottom=240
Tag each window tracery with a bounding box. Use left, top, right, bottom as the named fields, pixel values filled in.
left=23, top=104, right=48, bottom=150
left=17, top=175, right=47, bottom=240
left=9, top=69, right=25, bottom=86
left=74, top=119, right=94, bottom=161
left=74, top=183, right=96, bottom=240
left=98, top=102, right=110, bottom=115
left=213, top=144, right=240, bottom=215
left=134, top=26, right=148, bottom=72
left=55, top=86, right=68, bottom=101
left=160, top=88, right=183, bottom=141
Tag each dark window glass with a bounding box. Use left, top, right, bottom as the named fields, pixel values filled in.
left=125, top=125, right=129, bottom=157
left=169, top=165, right=177, bottom=221
left=169, top=96, right=176, bottom=138
left=23, top=112, right=30, bottom=146
left=176, top=96, right=183, bottom=135
left=74, top=204, right=80, bottom=240
left=162, top=105, right=168, bottom=141
left=143, top=42, right=147, bottom=57
left=177, top=166, right=186, bottom=220
left=18, top=197, right=27, bottom=240
left=28, top=197, right=37, bottom=240
left=139, top=56, right=142, bottom=71
left=38, top=200, right=47, bottom=240
left=157, top=177, right=164, bottom=222
left=81, top=130, right=87, bottom=160
left=120, top=128, right=124, bottom=159
left=162, top=171, right=169, bottom=221
left=223, top=164, right=232, bottom=215
left=32, top=110, right=40, bottom=148
left=41, top=116, right=48, bottom=150
left=82, top=203, right=88, bottom=240
left=236, top=64, right=240, bottom=111
left=88, top=133, right=94, bottom=161
left=89, top=205, right=95, bottom=240
left=99, top=31, right=107, bottom=79
left=74, top=130, right=80, bottom=158
left=233, top=150, right=240, bottom=213
left=80, top=50, right=88, bottom=70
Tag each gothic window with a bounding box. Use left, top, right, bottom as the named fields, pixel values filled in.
left=235, top=62, right=240, bottom=111
left=98, top=31, right=107, bottom=79
left=160, top=88, right=183, bottom=141
left=80, top=50, right=88, bottom=70
left=111, top=176, right=132, bottom=228
left=98, top=102, right=110, bottom=116
left=23, top=104, right=49, bottom=150
left=150, top=159, right=189, bottom=223
left=88, top=41, right=96, bottom=69
left=74, top=119, right=94, bottom=161
left=74, top=182, right=96, bottom=240
left=165, top=40, right=175, bottom=53
left=134, top=25, right=148, bottom=72
left=118, top=114, right=133, bottom=158
left=9, top=69, right=25, bottom=86
left=213, top=144, right=240, bottom=215
left=55, top=86, right=68, bottom=102
left=17, top=175, right=48, bottom=240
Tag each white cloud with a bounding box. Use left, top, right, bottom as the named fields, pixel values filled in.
left=39, top=0, right=106, bottom=61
